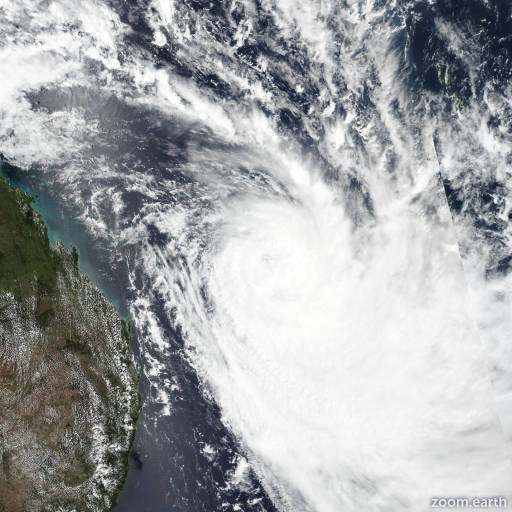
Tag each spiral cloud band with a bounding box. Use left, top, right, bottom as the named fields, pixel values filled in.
left=1, top=0, right=512, bottom=510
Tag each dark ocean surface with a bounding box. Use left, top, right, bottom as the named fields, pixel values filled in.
left=1, top=0, right=512, bottom=510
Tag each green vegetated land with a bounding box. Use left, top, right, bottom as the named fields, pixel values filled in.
left=0, top=176, right=140, bottom=512
left=0, top=178, right=61, bottom=299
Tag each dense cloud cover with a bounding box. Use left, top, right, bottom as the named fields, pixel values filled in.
left=1, top=0, right=512, bottom=510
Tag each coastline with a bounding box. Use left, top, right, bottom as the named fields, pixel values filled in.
left=0, top=167, right=140, bottom=511
left=0, top=157, right=130, bottom=320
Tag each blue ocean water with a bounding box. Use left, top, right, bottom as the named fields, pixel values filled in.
left=0, top=161, right=129, bottom=319
left=1, top=0, right=512, bottom=510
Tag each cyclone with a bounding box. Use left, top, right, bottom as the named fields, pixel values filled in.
left=160, top=147, right=510, bottom=511
left=1, top=0, right=512, bottom=511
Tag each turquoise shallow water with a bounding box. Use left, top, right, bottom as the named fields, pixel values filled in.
left=1, top=165, right=129, bottom=319
left=9, top=177, right=66, bottom=247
